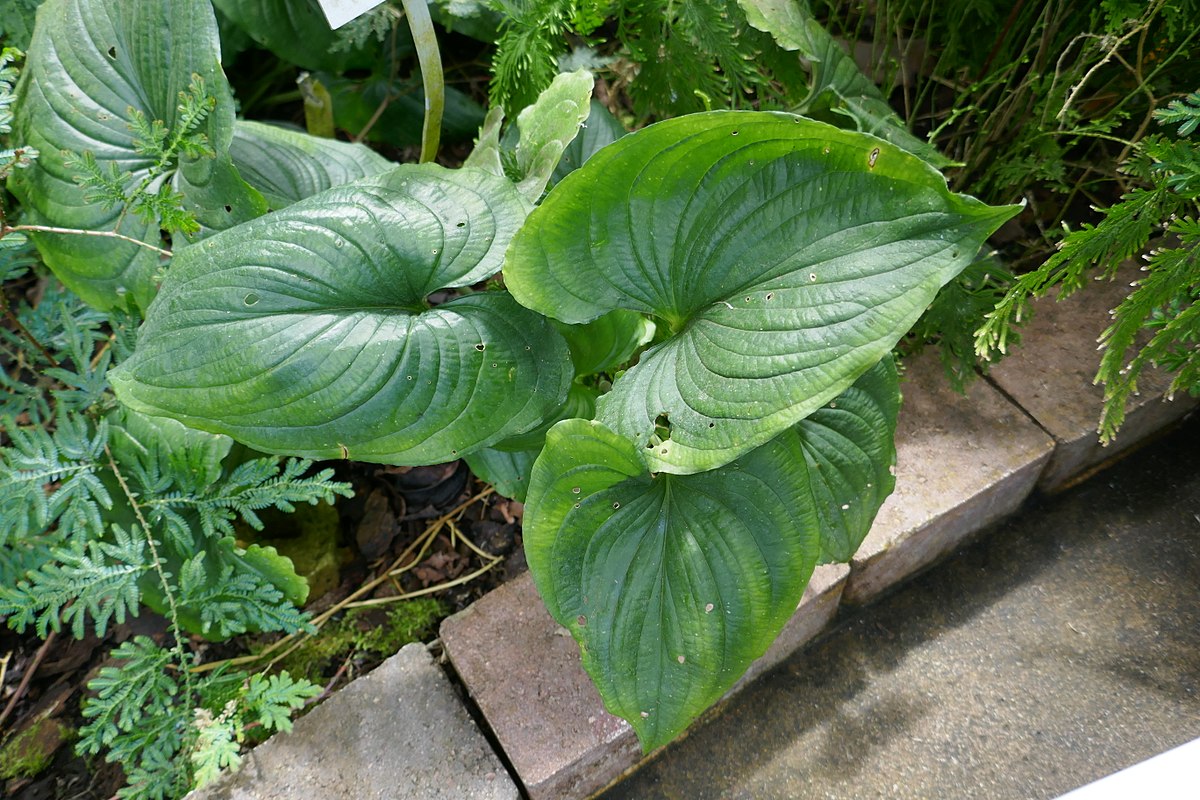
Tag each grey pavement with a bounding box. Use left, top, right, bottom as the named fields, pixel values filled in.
left=600, top=417, right=1200, bottom=800
left=187, top=643, right=517, bottom=800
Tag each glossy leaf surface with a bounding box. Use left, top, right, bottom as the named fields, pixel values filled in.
left=9, top=0, right=264, bottom=311
left=229, top=120, right=393, bottom=208
left=112, top=165, right=572, bottom=464
left=524, top=418, right=819, bottom=750
left=798, top=355, right=899, bottom=563
left=506, top=111, right=1019, bottom=474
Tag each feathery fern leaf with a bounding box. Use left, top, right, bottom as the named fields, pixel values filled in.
left=0, top=524, right=149, bottom=638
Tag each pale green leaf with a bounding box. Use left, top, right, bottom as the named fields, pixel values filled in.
left=514, top=68, right=593, bottom=201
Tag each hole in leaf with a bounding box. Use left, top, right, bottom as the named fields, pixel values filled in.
left=868, top=147, right=881, bottom=169
left=731, top=130, right=739, bottom=136
left=612, top=502, right=620, bottom=510
left=456, top=221, right=466, bottom=228
left=475, top=343, right=486, bottom=352
left=106, top=46, right=116, bottom=59
left=243, top=292, right=260, bottom=306
left=223, top=204, right=232, bottom=213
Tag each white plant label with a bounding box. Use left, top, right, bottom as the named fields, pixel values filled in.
left=316, top=0, right=386, bottom=29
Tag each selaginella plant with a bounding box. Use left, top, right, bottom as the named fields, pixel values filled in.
left=10, top=0, right=1020, bottom=758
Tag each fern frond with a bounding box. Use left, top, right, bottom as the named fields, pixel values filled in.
left=1155, top=90, right=1200, bottom=137
left=0, top=524, right=149, bottom=638
left=488, top=1, right=568, bottom=113
left=975, top=185, right=1178, bottom=360
left=176, top=551, right=313, bottom=638
left=79, top=637, right=191, bottom=799
left=117, top=743, right=189, bottom=800
left=190, top=706, right=242, bottom=789
left=78, top=636, right=180, bottom=754
left=0, top=412, right=111, bottom=546
left=1095, top=219, right=1200, bottom=440
left=242, top=672, right=321, bottom=734
left=143, top=457, right=351, bottom=542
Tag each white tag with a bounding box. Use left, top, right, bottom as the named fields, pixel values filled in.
left=315, top=0, right=387, bottom=29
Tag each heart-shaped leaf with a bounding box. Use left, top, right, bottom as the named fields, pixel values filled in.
left=9, top=0, right=265, bottom=311
left=505, top=111, right=1019, bottom=474
left=229, top=120, right=393, bottom=208
left=111, top=165, right=572, bottom=464
left=524, top=418, right=820, bottom=751
left=798, top=355, right=899, bottom=563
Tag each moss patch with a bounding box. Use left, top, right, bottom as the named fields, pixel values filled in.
left=0, top=717, right=74, bottom=780
left=277, top=597, right=447, bottom=684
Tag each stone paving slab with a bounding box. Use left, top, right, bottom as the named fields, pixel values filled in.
left=187, top=643, right=517, bottom=800
left=986, top=261, right=1198, bottom=493
left=843, top=351, right=1055, bottom=606
left=440, top=563, right=849, bottom=800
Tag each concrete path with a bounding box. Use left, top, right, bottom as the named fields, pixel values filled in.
left=600, top=419, right=1200, bottom=800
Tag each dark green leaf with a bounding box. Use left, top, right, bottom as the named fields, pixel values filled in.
left=211, top=0, right=354, bottom=72
left=554, top=310, right=655, bottom=378
left=550, top=99, right=627, bottom=187
left=463, top=447, right=537, bottom=502
left=524, top=418, right=819, bottom=751
left=798, top=355, right=899, bottom=563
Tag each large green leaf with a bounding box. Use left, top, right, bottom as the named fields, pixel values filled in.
left=229, top=120, right=393, bottom=209
left=524, top=418, right=820, bottom=751
left=321, top=72, right=486, bottom=148
left=111, top=165, right=573, bottom=464
left=505, top=111, right=1019, bottom=474
left=798, top=355, right=899, bottom=563
left=8, top=0, right=265, bottom=311
left=737, top=0, right=951, bottom=167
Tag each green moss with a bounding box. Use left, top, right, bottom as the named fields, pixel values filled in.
left=0, top=718, right=74, bottom=780
left=277, top=597, right=448, bottom=684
